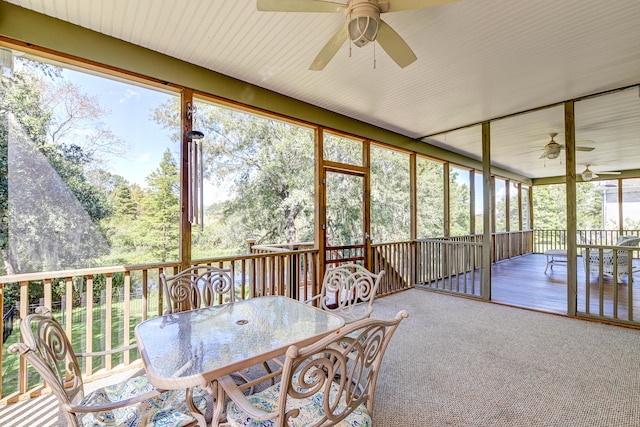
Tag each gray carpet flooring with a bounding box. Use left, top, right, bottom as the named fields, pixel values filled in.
left=372, top=289, right=640, bottom=426
left=3, top=289, right=640, bottom=426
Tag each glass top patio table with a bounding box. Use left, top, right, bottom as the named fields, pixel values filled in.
left=135, top=295, right=345, bottom=390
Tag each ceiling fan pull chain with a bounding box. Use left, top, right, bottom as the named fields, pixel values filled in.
left=373, top=40, right=377, bottom=69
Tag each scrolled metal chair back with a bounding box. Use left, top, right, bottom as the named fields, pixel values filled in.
left=319, top=263, right=384, bottom=323
left=278, top=310, right=408, bottom=426
left=9, top=307, right=84, bottom=410
left=161, top=265, right=235, bottom=314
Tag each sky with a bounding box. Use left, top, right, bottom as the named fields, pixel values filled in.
left=59, top=67, right=233, bottom=206
left=61, top=68, right=178, bottom=188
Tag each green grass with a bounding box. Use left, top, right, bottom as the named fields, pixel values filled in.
left=2, top=293, right=161, bottom=397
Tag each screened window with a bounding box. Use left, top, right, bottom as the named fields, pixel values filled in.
left=323, top=132, right=363, bottom=166
left=370, top=145, right=410, bottom=243
left=449, top=166, right=471, bottom=236
left=622, top=178, right=640, bottom=231
left=576, top=181, right=603, bottom=231
left=190, top=98, right=315, bottom=255
left=494, top=178, right=507, bottom=232
left=532, top=184, right=566, bottom=229
left=1, top=50, right=180, bottom=273
left=416, top=157, right=444, bottom=238
left=474, top=171, right=484, bottom=234
left=597, top=180, right=619, bottom=230
left=508, top=181, right=520, bottom=231
left=522, top=185, right=531, bottom=230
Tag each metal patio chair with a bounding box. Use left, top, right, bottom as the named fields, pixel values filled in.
left=306, top=263, right=385, bottom=324
left=219, top=310, right=409, bottom=427
left=8, top=306, right=206, bottom=427
left=161, top=265, right=237, bottom=314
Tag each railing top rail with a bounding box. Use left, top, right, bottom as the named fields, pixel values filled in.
left=579, top=244, right=640, bottom=249
left=0, top=261, right=182, bottom=284
left=371, top=241, right=413, bottom=247
left=0, top=249, right=323, bottom=285
left=418, top=238, right=484, bottom=247
left=193, top=248, right=319, bottom=264
left=251, top=242, right=314, bottom=252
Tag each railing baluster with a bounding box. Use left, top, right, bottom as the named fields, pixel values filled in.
left=19, top=280, right=28, bottom=393
left=141, top=269, right=148, bottom=321
left=105, top=273, right=113, bottom=371
left=86, top=275, right=94, bottom=377
left=124, top=271, right=131, bottom=366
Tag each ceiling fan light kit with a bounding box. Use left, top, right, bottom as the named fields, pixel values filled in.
left=257, top=0, right=458, bottom=70
left=538, top=132, right=595, bottom=160
left=347, top=0, right=381, bottom=47
left=580, top=165, right=621, bottom=182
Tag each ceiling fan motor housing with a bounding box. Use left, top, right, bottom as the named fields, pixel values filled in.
left=347, top=0, right=381, bottom=47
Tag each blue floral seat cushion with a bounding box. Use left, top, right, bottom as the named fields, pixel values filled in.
left=77, top=374, right=207, bottom=427
left=225, top=375, right=371, bottom=427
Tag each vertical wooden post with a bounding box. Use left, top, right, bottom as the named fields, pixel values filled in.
left=618, top=179, right=623, bottom=233
left=565, top=101, right=577, bottom=316
left=518, top=183, right=523, bottom=230
left=443, top=164, right=450, bottom=237
left=180, top=89, right=193, bottom=271
left=469, top=169, right=476, bottom=235
left=410, top=153, right=417, bottom=286
left=363, top=140, right=372, bottom=269
left=315, top=128, right=326, bottom=288
left=490, top=175, right=496, bottom=261
left=518, top=182, right=523, bottom=253
left=505, top=180, right=511, bottom=232
left=528, top=185, right=534, bottom=230
left=482, top=122, right=492, bottom=300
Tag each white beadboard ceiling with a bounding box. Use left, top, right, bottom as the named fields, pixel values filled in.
left=5, top=0, right=640, bottom=180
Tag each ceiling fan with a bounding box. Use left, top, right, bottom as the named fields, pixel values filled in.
left=256, top=0, right=459, bottom=71
left=580, top=165, right=621, bottom=182
left=539, top=133, right=595, bottom=160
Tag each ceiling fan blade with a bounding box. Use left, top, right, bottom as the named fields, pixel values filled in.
left=384, top=0, right=460, bottom=13
left=376, top=20, right=417, bottom=68
left=257, top=0, right=345, bottom=13
left=597, top=171, right=621, bottom=175
left=576, top=146, right=595, bottom=152
left=309, top=25, right=349, bottom=71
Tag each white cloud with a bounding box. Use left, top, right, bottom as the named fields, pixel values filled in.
left=119, top=88, right=140, bottom=103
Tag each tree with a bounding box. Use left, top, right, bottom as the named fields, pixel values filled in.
left=371, top=146, right=410, bottom=243
left=449, top=168, right=471, bottom=237
left=0, top=57, right=126, bottom=305
left=153, top=100, right=315, bottom=251
left=416, top=158, right=445, bottom=238
left=0, top=59, right=111, bottom=277
left=138, top=149, right=180, bottom=262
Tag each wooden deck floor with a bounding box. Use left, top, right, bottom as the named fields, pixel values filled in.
left=491, top=253, right=640, bottom=321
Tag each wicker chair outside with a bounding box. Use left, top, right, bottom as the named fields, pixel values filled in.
left=583, top=235, right=640, bottom=283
